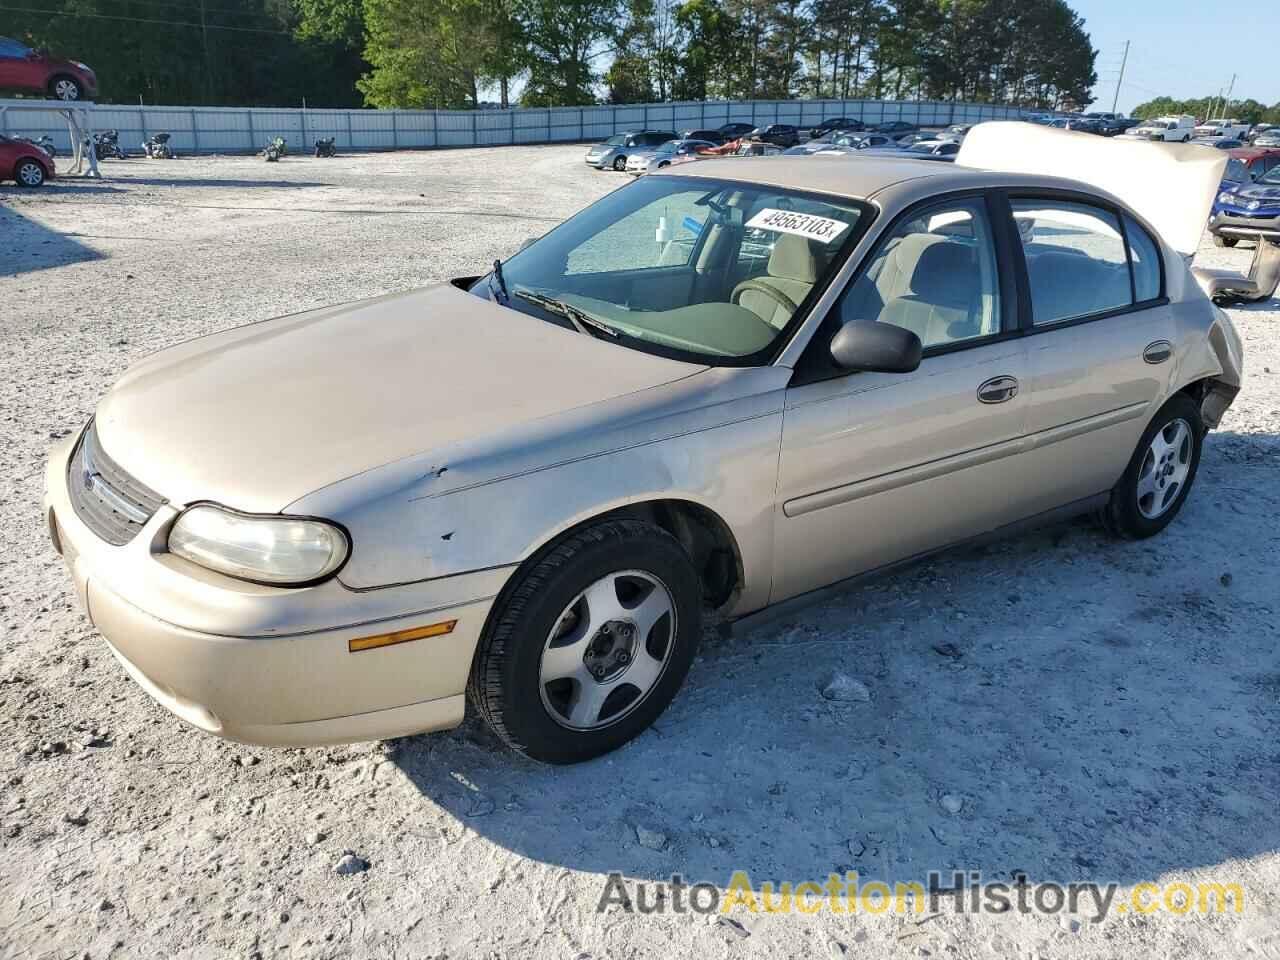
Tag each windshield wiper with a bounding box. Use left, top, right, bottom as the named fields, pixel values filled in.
left=513, top=289, right=621, bottom=340
left=488, top=258, right=510, bottom=304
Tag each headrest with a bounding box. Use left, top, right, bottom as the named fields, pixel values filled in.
left=908, top=240, right=977, bottom=305
left=768, top=234, right=819, bottom=283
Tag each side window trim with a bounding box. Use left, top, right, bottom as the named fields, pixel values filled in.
left=791, top=187, right=1016, bottom=385
left=1004, top=188, right=1170, bottom=334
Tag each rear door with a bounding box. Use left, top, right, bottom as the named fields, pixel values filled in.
left=0, top=37, right=32, bottom=89
left=1001, top=194, right=1175, bottom=513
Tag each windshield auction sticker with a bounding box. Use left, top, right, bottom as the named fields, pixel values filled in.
left=746, top=208, right=850, bottom=244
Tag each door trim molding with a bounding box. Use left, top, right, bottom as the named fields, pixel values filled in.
left=782, top=400, right=1147, bottom=518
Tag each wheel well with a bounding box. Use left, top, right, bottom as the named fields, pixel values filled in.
left=530, top=501, right=744, bottom=614
left=47, top=73, right=78, bottom=89
left=1175, top=376, right=1236, bottom=430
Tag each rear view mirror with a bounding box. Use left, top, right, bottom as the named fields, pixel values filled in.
left=830, top=320, right=921, bottom=374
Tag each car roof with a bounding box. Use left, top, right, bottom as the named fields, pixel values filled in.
left=1227, top=147, right=1280, bottom=160
left=654, top=155, right=980, bottom=198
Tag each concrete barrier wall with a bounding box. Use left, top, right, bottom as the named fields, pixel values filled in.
left=0, top=98, right=1032, bottom=155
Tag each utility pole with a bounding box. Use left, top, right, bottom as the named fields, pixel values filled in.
left=1219, top=73, right=1236, bottom=119
left=1111, top=40, right=1129, bottom=115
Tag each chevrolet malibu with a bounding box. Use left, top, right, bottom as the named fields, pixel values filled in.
left=47, top=124, right=1245, bottom=764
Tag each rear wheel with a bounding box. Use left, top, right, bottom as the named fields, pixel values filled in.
left=14, top=159, right=45, bottom=187
left=468, top=519, right=703, bottom=763
left=49, top=76, right=82, bottom=101
left=1103, top=394, right=1203, bottom=539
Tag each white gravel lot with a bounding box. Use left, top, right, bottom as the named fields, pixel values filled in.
left=1, top=145, right=1278, bottom=960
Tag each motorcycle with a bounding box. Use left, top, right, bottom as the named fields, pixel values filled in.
left=263, top=136, right=287, bottom=162
left=15, top=135, right=56, bottom=159
left=143, top=132, right=175, bottom=159
left=93, top=129, right=126, bottom=160
left=313, top=137, right=337, bottom=158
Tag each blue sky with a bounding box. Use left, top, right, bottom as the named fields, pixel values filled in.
left=1074, top=0, right=1278, bottom=113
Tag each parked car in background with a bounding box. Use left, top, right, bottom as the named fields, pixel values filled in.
left=0, top=133, right=54, bottom=186
left=748, top=124, right=800, bottom=148
left=1063, top=117, right=1104, bottom=134
left=784, top=130, right=885, bottom=154
left=734, top=140, right=784, bottom=157
left=45, top=125, right=1247, bottom=762
left=1128, top=115, right=1196, bottom=142
left=808, top=117, right=863, bottom=138
left=1083, top=112, right=1136, bottom=136
left=678, top=128, right=729, bottom=145
left=1193, top=119, right=1249, bottom=141
left=1209, top=148, right=1280, bottom=246
left=1209, top=161, right=1280, bottom=246
left=0, top=36, right=97, bottom=100
left=1196, top=138, right=1246, bottom=150
left=1245, top=123, right=1275, bottom=143
left=625, top=139, right=718, bottom=175
left=942, top=124, right=974, bottom=140
left=1253, top=129, right=1280, bottom=148
left=902, top=139, right=962, bottom=159
left=717, top=122, right=756, bottom=139
left=870, top=120, right=919, bottom=141
left=585, top=130, right=679, bottom=171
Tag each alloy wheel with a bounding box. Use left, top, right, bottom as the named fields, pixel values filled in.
left=17, top=161, right=43, bottom=186
left=1136, top=418, right=1192, bottom=519
left=538, top=570, right=675, bottom=730
left=53, top=79, right=80, bottom=101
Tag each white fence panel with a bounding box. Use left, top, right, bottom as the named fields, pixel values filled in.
left=3, top=96, right=1035, bottom=156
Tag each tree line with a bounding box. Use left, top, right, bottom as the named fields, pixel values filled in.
left=1131, top=96, right=1280, bottom=127
left=5, top=0, right=1098, bottom=110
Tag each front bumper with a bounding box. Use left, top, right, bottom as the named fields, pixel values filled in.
left=1209, top=209, right=1280, bottom=234
left=44, top=434, right=511, bottom=746
left=584, top=152, right=612, bottom=167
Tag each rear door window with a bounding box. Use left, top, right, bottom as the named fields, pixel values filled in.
left=1012, top=200, right=1131, bottom=325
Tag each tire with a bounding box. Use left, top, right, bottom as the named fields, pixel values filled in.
left=14, top=159, right=45, bottom=187
left=469, top=519, right=703, bottom=764
left=49, top=76, right=82, bottom=101
left=1103, top=393, right=1203, bottom=539
left=612, top=155, right=626, bottom=171
left=1213, top=234, right=1237, bottom=248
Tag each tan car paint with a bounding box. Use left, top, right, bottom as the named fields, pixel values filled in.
left=46, top=152, right=1246, bottom=746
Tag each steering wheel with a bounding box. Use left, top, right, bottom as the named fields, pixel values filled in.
left=731, top=279, right=799, bottom=319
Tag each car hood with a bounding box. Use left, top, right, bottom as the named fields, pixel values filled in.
left=93, top=284, right=704, bottom=513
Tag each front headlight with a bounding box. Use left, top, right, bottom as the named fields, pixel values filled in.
left=1218, top=191, right=1236, bottom=205
left=1246, top=199, right=1262, bottom=211
left=168, top=505, right=349, bottom=585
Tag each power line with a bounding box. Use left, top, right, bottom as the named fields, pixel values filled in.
left=77, top=0, right=284, bottom=19
left=0, top=5, right=292, bottom=33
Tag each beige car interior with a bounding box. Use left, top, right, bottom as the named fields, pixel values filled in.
left=840, top=209, right=1000, bottom=347
left=731, top=234, right=821, bottom=329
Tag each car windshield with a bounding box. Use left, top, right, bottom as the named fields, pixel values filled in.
left=1223, top=159, right=1247, bottom=182
left=475, top=175, right=869, bottom=364
left=1259, top=166, right=1280, bottom=186
left=655, top=141, right=678, bottom=154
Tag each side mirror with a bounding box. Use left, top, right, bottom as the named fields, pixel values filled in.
left=829, top=320, right=922, bottom=373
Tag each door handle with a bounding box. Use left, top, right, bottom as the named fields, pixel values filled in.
left=1143, top=340, right=1172, bottom=364
left=977, top=375, right=1019, bottom=404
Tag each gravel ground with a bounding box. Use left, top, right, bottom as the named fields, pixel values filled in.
left=1, top=146, right=1278, bottom=960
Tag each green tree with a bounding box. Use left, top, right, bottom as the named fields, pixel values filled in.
left=519, top=0, right=619, bottom=105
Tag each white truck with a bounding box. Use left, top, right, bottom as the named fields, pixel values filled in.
left=1192, top=119, right=1249, bottom=140
left=1130, top=115, right=1197, bottom=142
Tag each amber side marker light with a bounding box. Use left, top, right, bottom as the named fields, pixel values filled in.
left=348, top=619, right=457, bottom=653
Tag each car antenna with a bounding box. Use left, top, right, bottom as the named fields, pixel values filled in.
left=490, top=259, right=510, bottom=304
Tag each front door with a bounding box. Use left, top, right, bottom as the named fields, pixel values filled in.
left=772, top=195, right=1031, bottom=603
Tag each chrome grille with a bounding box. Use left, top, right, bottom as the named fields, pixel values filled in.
left=67, top=422, right=165, bottom=545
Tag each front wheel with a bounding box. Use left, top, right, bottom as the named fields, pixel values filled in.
left=14, top=159, right=45, bottom=187
left=1213, top=234, right=1238, bottom=248
left=469, top=519, right=703, bottom=763
left=50, top=76, right=82, bottom=101
left=1103, top=394, right=1203, bottom=539
left=612, top=155, right=626, bottom=171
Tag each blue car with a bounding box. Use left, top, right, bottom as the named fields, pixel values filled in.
left=1209, top=160, right=1280, bottom=247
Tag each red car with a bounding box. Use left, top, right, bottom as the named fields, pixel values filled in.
left=0, top=134, right=54, bottom=186
left=0, top=36, right=98, bottom=101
